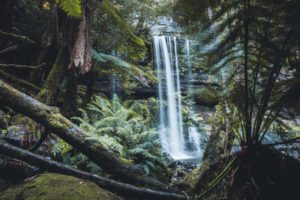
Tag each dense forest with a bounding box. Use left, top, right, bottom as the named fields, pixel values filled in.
left=0, top=0, right=299, bottom=199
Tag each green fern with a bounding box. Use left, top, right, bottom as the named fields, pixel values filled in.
left=68, top=94, right=166, bottom=174
left=56, top=0, right=82, bottom=18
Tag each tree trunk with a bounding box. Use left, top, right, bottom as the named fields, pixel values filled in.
left=37, top=47, right=68, bottom=105
left=0, top=140, right=184, bottom=200
left=0, top=79, right=165, bottom=189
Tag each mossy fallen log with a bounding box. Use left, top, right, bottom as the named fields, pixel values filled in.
left=0, top=140, right=185, bottom=200
left=0, top=79, right=164, bottom=189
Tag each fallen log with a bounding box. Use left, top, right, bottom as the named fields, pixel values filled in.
left=0, top=140, right=185, bottom=200
left=0, top=79, right=164, bottom=189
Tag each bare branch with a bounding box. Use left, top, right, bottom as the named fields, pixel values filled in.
left=0, top=45, right=18, bottom=55
left=0, top=30, right=36, bottom=44
left=0, top=63, right=46, bottom=69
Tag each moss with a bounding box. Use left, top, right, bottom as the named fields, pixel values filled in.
left=37, top=48, right=67, bottom=105
left=292, top=126, right=300, bottom=134
left=0, top=173, right=123, bottom=200
left=101, top=0, right=145, bottom=47
left=11, top=114, right=38, bottom=133
left=173, top=160, right=210, bottom=192
left=120, top=157, right=134, bottom=165
left=194, top=87, right=219, bottom=107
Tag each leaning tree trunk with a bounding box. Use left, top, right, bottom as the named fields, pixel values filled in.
left=0, top=79, right=165, bottom=189
left=37, top=2, right=93, bottom=111
left=0, top=140, right=184, bottom=200
left=37, top=47, right=68, bottom=105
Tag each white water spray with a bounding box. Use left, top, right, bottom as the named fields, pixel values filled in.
left=154, top=36, right=202, bottom=160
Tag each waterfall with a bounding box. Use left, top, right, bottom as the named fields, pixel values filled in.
left=185, top=39, right=202, bottom=154
left=154, top=36, right=202, bottom=160
left=155, top=36, right=185, bottom=159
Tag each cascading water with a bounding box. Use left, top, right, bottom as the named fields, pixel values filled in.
left=154, top=36, right=203, bottom=160
left=185, top=39, right=202, bottom=154
left=155, top=36, right=185, bottom=159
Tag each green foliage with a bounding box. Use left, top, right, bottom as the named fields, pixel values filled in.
left=51, top=138, right=73, bottom=157
left=185, top=0, right=300, bottom=145
left=53, top=95, right=165, bottom=175
left=92, top=50, right=150, bottom=87
left=194, top=87, right=219, bottom=107
left=56, top=0, right=82, bottom=18
left=89, top=0, right=160, bottom=94
left=92, top=0, right=149, bottom=64
left=101, top=0, right=145, bottom=47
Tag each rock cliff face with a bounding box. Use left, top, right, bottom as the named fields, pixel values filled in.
left=0, top=173, right=123, bottom=200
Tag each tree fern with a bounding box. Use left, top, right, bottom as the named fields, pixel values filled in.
left=190, top=0, right=300, bottom=146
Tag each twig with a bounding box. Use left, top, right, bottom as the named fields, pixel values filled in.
left=0, top=45, right=18, bottom=55
left=0, top=63, right=46, bottom=69
left=0, top=30, right=36, bottom=44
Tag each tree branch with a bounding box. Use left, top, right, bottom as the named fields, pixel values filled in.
left=0, top=45, right=18, bottom=55
left=0, top=63, right=46, bottom=69
left=0, top=30, right=36, bottom=44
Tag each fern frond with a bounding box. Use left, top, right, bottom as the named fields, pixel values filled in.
left=56, top=0, right=82, bottom=18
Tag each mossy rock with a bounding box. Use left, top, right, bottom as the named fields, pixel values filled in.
left=194, top=87, right=219, bottom=107
left=0, top=173, right=123, bottom=200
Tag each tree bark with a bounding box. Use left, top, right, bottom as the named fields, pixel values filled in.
left=0, top=140, right=185, bottom=200
left=37, top=48, right=68, bottom=105
left=0, top=79, right=165, bottom=189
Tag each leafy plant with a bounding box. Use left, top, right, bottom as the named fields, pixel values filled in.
left=92, top=50, right=149, bottom=87
left=53, top=94, right=165, bottom=175
left=193, top=0, right=300, bottom=148
left=56, top=0, right=82, bottom=18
